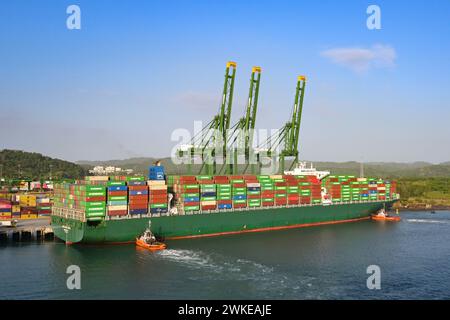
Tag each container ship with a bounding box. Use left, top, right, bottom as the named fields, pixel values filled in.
left=51, top=163, right=399, bottom=244
left=50, top=61, right=399, bottom=243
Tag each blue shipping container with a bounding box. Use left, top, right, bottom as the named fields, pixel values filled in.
left=233, top=195, right=247, bottom=200
left=108, top=186, right=128, bottom=192
left=150, top=208, right=168, bottom=214
left=201, top=192, right=216, bottom=197
left=129, top=190, right=148, bottom=196
left=128, top=208, right=148, bottom=215
left=218, top=204, right=232, bottom=209
left=183, top=197, right=200, bottom=202
left=149, top=166, right=165, bottom=180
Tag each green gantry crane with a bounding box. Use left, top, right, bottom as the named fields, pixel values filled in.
left=178, top=61, right=237, bottom=175
left=228, top=66, right=262, bottom=174
left=257, top=75, right=307, bottom=173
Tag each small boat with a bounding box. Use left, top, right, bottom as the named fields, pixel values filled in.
left=371, top=209, right=401, bottom=222
left=135, top=238, right=166, bottom=251
left=135, top=222, right=166, bottom=251
left=430, top=210, right=436, bottom=214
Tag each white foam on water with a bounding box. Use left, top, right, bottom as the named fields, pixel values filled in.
left=406, top=219, right=449, bottom=224
left=154, top=249, right=319, bottom=297
left=156, top=249, right=216, bottom=269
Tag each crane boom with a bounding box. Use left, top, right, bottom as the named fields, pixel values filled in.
left=177, top=61, right=237, bottom=175
left=228, top=66, right=262, bottom=174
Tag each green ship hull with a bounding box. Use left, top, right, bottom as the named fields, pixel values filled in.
left=51, top=200, right=396, bottom=244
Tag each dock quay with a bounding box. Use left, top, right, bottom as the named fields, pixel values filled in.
left=0, top=218, right=55, bottom=243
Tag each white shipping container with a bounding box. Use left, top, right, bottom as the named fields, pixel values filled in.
left=246, top=183, right=261, bottom=188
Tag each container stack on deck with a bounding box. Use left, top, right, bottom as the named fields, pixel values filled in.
left=173, top=176, right=200, bottom=212
left=107, top=181, right=128, bottom=217
left=127, top=177, right=148, bottom=215
left=322, top=175, right=397, bottom=202
left=148, top=165, right=168, bottom=214
left=199, top=179, right=217, bottom=211
left=259, top=176, right=275, bottom=207
left=51, top=169, right=398, bottom=219
left=231, top=177, right=247, bottom=209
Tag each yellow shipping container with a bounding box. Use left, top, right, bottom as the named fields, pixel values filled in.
left=20, top=214, right=38, bottom=220
left=12, top=205, right=21, bottom=213
left=270, top=175, right=283, bottom=179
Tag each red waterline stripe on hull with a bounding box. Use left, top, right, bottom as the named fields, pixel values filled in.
left=166, top=216, right=371, bottom=240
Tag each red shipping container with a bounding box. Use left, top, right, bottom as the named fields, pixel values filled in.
left=179, top=175, right=197, bottom=180
left=247, top=194, right=261, bottom=199
left=128, top=195, right=148, bottom=201
left=149, top=190, right=167, bottom=195
left=149, top=198, right=167, bottom=204
left=288, top=199, right=299, bottom=205
left=129, top=199, right=148, bottom=206
left=184, top=201, right=200, bottom=206
left=86, top=196, right=106, bottom=202
left=128, top=204, right=147, bottom=210
left=218, top=200, right=232, bottom=205
left=230, top=175, right=244, bottom=180
left=198, top=180, right=215, bottom=184
left=214, top=175, right=229, bottom=180
left=201, top=205, right=217, bottom=210
left=233, top=203, right=247, bottom=209
left=262, top=201, right=274, bottom=207
left=261, top=191, right=275, bottom=196
left=108, top=210, right=127, bottom=216
left=108, top=191, right=127, bottom=196
left=149, top=197, right=167, bottom=202
left=288, top=195, right=299, bottom=200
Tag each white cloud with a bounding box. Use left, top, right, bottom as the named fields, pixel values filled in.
left=321, top=44, right=397, bottom=73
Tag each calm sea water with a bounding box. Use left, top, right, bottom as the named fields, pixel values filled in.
left=1, top=211, right=450, bottom=300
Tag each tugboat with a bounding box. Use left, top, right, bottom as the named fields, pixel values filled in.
left=371, top=208, right=401, bottom=222
left=135, top=222, right=166, bottom=251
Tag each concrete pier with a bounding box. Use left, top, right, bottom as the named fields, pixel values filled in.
left=0, top=218, right=54, bottom=243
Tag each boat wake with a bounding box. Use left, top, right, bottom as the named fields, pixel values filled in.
left=156, top=249, right=216, bottom=269
left=155, top=249, right=317, bottom=298
left=406, top=219, right=449, bottom=224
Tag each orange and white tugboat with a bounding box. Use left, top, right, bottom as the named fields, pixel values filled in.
left=136, top=222, right=166, bottom=251
left=371, top=208, right=401, bottom=222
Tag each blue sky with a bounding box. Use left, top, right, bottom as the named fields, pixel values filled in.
left=0, top=0, right=449, bottom=162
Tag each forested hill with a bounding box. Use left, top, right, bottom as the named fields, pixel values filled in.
left=0, top=149, right=87, bottom=180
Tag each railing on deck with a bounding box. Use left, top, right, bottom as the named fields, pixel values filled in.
left=52, top=194, right=399, bottom=222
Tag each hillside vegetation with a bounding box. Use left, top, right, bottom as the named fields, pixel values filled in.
left=0, top=149, right=87, bottom=180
